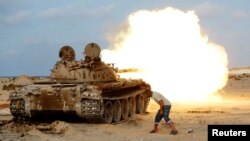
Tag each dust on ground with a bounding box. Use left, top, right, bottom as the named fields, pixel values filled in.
left=0, top=73, right=250, bottom=141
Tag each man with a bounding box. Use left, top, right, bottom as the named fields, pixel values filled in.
left=150, top=91, right=178, bottom=135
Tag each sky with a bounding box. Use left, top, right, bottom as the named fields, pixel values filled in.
left=0, top=0, right=249, bottom=76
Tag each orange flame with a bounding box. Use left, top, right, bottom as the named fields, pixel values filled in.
left=102, top=7, right=228, bottom=102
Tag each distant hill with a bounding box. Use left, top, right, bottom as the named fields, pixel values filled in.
left=229, top=66, right=250, bottom=74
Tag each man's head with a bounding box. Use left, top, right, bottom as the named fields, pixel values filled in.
left=145, top=91, right=153, bottom=97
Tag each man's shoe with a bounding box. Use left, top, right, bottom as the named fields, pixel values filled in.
left=170, top=130, right=178, bottom=135
left=150, top=129, right=157, bottom=133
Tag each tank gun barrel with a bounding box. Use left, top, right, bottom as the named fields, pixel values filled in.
left=117, top=68, right=140, bottom=73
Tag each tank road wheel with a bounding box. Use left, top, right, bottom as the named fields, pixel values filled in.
left=113, top=100, right=122, bottom=122
left=129, top=97, right=136, bottom=116
left=121, top=99, right=129, bottom=120
left=136, top=94, right=145, bottom=114
left=103, top=101, right=113, bottom=123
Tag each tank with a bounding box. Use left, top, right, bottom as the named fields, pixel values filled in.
left=9, top=43, right=152, bottom=123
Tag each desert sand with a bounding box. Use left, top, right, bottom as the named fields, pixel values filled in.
left=1, top=71, right=250, bottom=141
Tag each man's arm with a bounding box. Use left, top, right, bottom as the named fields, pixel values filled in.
left=159, top=100, right=164, bottom=115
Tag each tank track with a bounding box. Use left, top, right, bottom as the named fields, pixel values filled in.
left=144, top=97, right=150, bottom=113
left=9, top=99, right=27, bottom=122
left=78, top=99, right=106, bottom=123
left=79, top=92, right=150, bottom=123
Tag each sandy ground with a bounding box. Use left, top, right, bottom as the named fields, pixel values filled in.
left=0, top=73, right=250, bottom=141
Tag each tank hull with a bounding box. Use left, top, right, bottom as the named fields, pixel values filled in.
left=9, top=79, right=151, bottom=123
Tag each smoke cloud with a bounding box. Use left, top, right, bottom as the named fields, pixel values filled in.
left=102, top=7, right=228, bottom=102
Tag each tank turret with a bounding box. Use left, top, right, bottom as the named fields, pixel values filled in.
left=9, top=43, right=152, bottom=123
left=50, top=43, right=118, bottom=83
